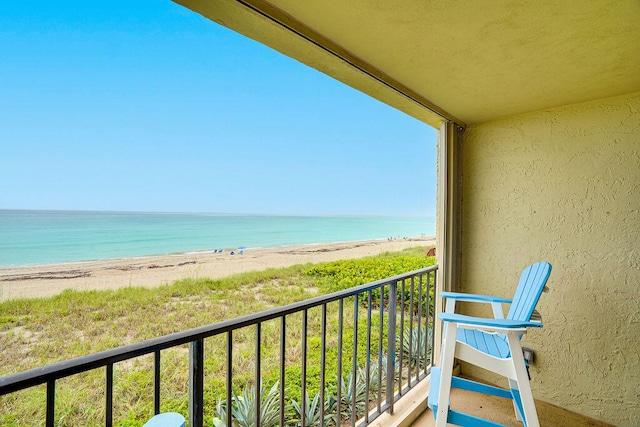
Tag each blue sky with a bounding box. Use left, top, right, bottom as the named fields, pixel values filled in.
left=0, top=1, right=437, bottom=216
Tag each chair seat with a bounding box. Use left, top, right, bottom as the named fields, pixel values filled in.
left=457, top=329, right=510, bottom=359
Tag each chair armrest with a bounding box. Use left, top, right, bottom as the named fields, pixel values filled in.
left=440, top=291, right=512, bottom=304
left=441, top=292, right=512, bottom=318
left=439, top=313, right=543, bottom=331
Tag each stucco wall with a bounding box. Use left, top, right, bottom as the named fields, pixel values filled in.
left=459, top=92, right=640, bottom=426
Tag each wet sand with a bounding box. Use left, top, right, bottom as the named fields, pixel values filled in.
left=0, top=237, right=434, bottom=301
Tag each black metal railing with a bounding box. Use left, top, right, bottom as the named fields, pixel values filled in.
left=0, top=266, right=437, bottom=427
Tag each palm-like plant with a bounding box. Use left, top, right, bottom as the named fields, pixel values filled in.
left=213, top=381, right=281, bottom=427
left=379, top=351, right=400, bottom=382
left=290, top=390, right=337, bottom=426
left=338, top=368, right=368, bottom=420
left=400, top=325, right=433, bottom=369
left=358, top=359, right=380, bottom=393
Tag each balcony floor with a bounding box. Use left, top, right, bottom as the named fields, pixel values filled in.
left=411, top=380, right=613, bottom=427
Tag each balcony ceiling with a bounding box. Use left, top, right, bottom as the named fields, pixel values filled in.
left=176, top=0, right=640, bottom=127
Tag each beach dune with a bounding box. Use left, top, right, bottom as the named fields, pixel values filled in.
left=0, top=237, right=435, bottom=301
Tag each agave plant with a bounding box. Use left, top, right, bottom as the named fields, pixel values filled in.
left=213, top=400, right=230, bottom=427
left=357, top=358, right=380, bottom=393
left=378, top=351, right=401, bottom=390
left=338, top=368, right=368, bottom=420
left=400, top=325, right=433, bottom=369
left=213, top=380, right=281, bottom=427
left=290, top=390, right=337, bottom=426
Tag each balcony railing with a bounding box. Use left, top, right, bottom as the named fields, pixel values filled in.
left=0, top=265, right=437, bottom=427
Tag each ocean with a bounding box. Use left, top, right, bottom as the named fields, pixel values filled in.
left=0, top=210, right=435, bottom=268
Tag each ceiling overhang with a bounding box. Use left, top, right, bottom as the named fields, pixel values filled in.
left=174, top=0, right=640, bottom=127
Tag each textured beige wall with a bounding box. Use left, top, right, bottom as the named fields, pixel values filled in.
left=459, top=92, right=640, bottom=426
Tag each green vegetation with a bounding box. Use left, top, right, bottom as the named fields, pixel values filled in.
left=0, top=247, right=435, bottom=426
left=305, top=249, right=436, bottom=315
left=305, top=249, right=432, bottom=294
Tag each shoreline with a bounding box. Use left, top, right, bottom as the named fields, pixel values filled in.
left=0, top=236, right=409, bottom=270
left=0, top=236, right=435, bottom=301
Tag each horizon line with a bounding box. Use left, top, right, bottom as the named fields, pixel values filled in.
left=0, top=208, right=436, bottom=219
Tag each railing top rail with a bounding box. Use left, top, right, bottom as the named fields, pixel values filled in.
left=0, top=265, right=437, bottom=395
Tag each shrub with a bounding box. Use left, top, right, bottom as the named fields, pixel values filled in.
left=305, top=255, right=436, bottom=315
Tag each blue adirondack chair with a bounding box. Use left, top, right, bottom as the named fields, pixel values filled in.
left=428, top=261, right=552, bottom=427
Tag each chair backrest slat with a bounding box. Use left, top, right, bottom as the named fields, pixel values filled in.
left=506, top=262, right=552, bottom=322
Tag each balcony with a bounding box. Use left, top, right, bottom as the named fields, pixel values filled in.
left=0, top=267, right=437, bottom=426
left=2, top=260, right=620, bottom=427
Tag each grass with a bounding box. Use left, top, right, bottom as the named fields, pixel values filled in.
left=0, top=246, right=434, bottom=426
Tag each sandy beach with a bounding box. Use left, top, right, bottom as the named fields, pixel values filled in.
left=0, top=237, right=434, bottom=301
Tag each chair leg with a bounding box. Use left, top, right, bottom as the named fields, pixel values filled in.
left=435, top=322, right=458, bottom=427
left=508, top=378, right=523, bottom=422
left=506, top=335, right=539, bottom=427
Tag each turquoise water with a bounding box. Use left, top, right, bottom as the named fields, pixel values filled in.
left=0, top=210, right=435, bottom=267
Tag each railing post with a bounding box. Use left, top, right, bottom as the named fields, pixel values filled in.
left=301, top=310, right=308, bottom=427
left=279, top=318, right=286, bottom=427
left=351, top=293, right=359, bottom=426
left=320, top=304, right=327, bottom=427
left=46, top=380, right=55, bottom=427
left=226, top=332, right=233, bottom=427
left=255, top=323, right=262, bottom=427
left=398, top=280, right=405, bottom=395
left=153, top=350, right=161, bottom=415
left=189, top=339, right=204, bottom=427
left=408, top=276, right=415, bottom=384
left=106, top=364, right=114, bottom=427
left=364, top=290, right=372, bottom=424
left=416, top=274, right=423, bottom=381
left=431, top=270, right=437, bottom=368
left=386, top=280, right=397, bottom=414
left=377, top=286, right=384, bottom=413
left=336, top=299, right=344, bottom=424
